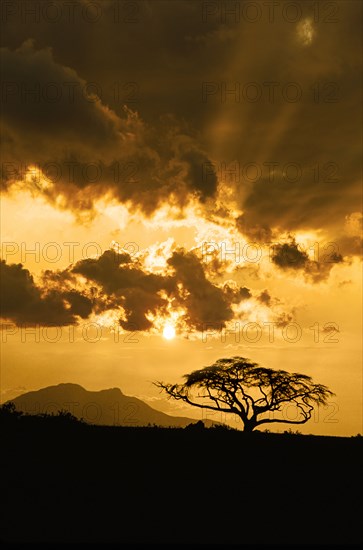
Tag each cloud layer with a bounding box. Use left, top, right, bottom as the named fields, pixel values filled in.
left=1, top=1, right=361, bottom=253
left=1, top=248, right=283, bottom=331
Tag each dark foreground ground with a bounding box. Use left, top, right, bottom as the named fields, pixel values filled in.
left=1, top=413, right=362, bottom=546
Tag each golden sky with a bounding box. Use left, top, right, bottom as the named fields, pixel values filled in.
left=1, top=0, right=362, bottom=435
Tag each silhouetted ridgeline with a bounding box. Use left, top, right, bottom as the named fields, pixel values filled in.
left=1, top=408, right=362, bottom=545
left=6, top=382, right=219, bottom=427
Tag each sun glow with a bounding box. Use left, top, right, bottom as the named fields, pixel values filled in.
left=163, top=324, right=176, bottom=340
left=297, top=18, right=315, bottom=46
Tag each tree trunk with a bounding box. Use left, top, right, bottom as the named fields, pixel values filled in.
left=243, top=420, right=256, bottom=432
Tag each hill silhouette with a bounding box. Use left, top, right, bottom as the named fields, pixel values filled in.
left=7, top=383, right=218, bottom=428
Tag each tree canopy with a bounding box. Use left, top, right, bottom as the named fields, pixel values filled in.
left=155, top=356, right=334, bottom=432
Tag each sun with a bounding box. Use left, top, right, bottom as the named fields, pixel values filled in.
left=163, top=324, right=176, bottom=340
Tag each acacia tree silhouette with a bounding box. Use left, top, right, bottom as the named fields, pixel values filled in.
left=155, top=357, right=334, bottom=432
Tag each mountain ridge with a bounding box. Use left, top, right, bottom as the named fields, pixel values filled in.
left=7, top=382, right=217, bottom=428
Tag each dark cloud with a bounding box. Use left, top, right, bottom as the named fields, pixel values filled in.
left=179, top=149, right=218, bottom=200
left=0, top=0, right=224, bottom=124
left=41, top=248, right=237, bottom=332
left=322, top=324, right=340, bottom=334
left=167, top=250, right=234, bottom=331
left=258, top=290, right=272, bottom=307
left=1, top=41, right=122, bottom=148
left=1, top=249, right=237, bottom=331
left=72, top=250, right=134, bottom=293
left=271, top=238, right=343, bottom=282
left=72, top=250, right=174, bottom=330
left=1, top=40, right=218, bottom=215
left=223, top=282, right=252, bottom=304
left=0, top=259, right=92, bottom=326
left=271, top=240, right=309, bottom=270
left=72, top=248, right=251, bottom=331
left=273, top=312, right=295, bottom=328
left=239, top=286, right=252, bottom=300
left=62, top=290, right=93, bottom=319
